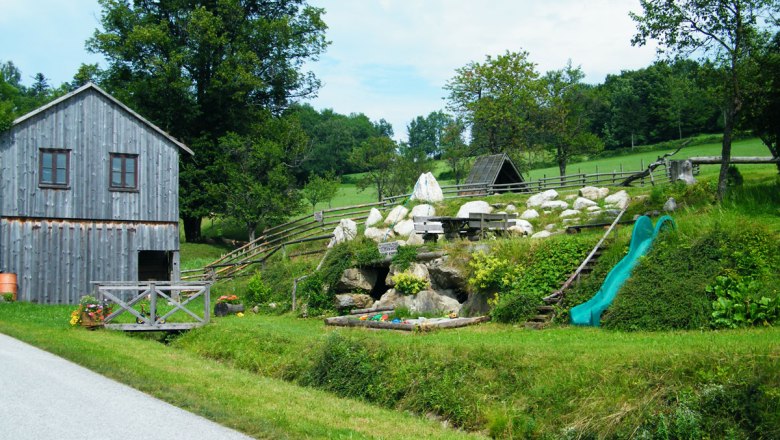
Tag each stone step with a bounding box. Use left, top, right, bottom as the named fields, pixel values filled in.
left=530, top=314, right=550, bottom=322
left=537, top=305, right=555, bottom=313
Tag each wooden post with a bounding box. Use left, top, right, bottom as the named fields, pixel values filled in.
left=149, top=282, right=157, bottom=325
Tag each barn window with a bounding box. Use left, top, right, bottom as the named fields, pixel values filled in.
left=39, top=149, right=70, bottom=188
left=109, top=153, right=138, bottom=191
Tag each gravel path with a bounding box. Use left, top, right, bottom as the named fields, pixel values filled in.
left=0, top=333, right=253, bottom=440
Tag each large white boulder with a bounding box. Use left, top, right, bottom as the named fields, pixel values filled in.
left=586, top=205, right=602, bottom=212
left=456, top=200, right=493, bottom=218
left=506, top=204, right=518, bottom=213
left=328, top=219, right=357, bottom=248
left=541, top=200, right=569, bottom=210
left=384, top=205, right=409, bottom=225
left=410, top=172, right=444, bottom=203
left=393, top=219, right=416, bottom=237
left=364, top=227, right=393, bottom=243
left=579, top=186, right=600, bottom=200
left=365, top=208, right=383, bottom=227
left=405, top=232, right=425, bottom=246
left=508, top=219, right=534, bottom=236
left=605, top=190, right=630, bottom=209
left=573, top=197, right=598, bottom=210
left=409, top=204, right=436, bottom=219
left=560, top=209, right=581, bottom=218
left=520, top=209, right=540, bottom=220
left=531, top=230, right=552, bottom=239
left=527, top=189, right=559, bottom=208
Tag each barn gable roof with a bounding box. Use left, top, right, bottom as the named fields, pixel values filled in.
left=12, top=82, right=194, bottom=156
left=465, top=153, right=524, bottom=186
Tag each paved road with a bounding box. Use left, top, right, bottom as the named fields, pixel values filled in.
left=0, top=333, right=253, bottom=440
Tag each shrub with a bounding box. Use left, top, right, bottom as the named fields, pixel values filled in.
left=392, top=273, right=429, bottom=295
left=391, top=245, right=419, bottom=271
left=245, top=272, right=272, bottom=306
left=488, top=237, right=594, bottom=323
left=468, top=251, right=520, bottom=293
left=709, top=275, right=779, bottom=328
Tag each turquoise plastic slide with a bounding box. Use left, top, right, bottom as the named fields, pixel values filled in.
left=570, top=215, right=676, bottom=327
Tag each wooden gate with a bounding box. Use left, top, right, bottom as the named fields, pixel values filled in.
left=95, top=281, right=211, bottom=331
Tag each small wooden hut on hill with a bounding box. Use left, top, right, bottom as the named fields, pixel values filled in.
left=0, top=83, right=193, bottom=304
left=462, top=153, right=525, bottom=194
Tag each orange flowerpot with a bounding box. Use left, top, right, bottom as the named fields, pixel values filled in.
left=0, top=273, right=17, bottom=301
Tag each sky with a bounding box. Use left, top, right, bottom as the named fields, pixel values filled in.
left=0, top=0, right=659, bottom=141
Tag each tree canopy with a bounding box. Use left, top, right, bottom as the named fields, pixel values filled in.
left=631, top=0, right=779, bottom=200
left=88, top=0, right=328, bottom=241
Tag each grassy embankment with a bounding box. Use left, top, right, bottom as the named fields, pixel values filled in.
left=0, top=304, right=482, bottom=440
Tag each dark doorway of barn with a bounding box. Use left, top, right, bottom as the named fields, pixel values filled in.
left=138, top=251, right=172, bottom=281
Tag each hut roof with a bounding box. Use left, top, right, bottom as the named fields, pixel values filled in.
left=12, top=82, right=193, bottom=155
left=464, top=153, right=523, bottom=186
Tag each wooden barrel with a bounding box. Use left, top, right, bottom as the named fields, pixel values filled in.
left=0, top=273, right=17, bottom=301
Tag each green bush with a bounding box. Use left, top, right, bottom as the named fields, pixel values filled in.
left=468, top=251, right=520, bottom=293
left=391, top=245, right=419, bottom=271
left=245, top=272, right=272, bottom=306
left=487, top=237, right=594, bottom=323
left=709, top=275, right=779, bottom=328
left=392, top=272, right=429, bottom=295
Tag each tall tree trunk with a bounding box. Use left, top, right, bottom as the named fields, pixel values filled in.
left=247, top=225, right=256, bottom=243
left=182, top=215, right=202, bottom=243
left=717, top=111, right=734, bottom=202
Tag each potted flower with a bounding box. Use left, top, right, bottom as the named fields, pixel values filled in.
left=70, top=295, right=108, bottom=328
left=214, top=294, right=245, bottom=317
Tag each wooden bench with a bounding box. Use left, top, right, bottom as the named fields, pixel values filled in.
left=414, top=213, right=517, bottom=241
left=413, top=216, right=445, bottom=242
left=467, top=212, right=517, bottom=234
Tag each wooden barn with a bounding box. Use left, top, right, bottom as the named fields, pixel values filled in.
left=463, top=153, right=525, bottom=193
left=0, top=83, right=193, bottom=304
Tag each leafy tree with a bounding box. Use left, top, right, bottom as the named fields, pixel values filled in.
left=301, top=171, right=341, bottom=211
left=214, top=115, right=307, bottom=242
left=406, top=110, right=454, bottom=159
left=538, top=62, right=604, bottom=176
left=445, top=50, right=542, bottom=155
left=349, top=136, right=398, bottom=201
left=741, top=31, right=780, bottom=172
left=631, top=0, right=779, bottom=200
left=389, top=141, right=432, bottom=196
left=88, top=0, right=328, bottom=241
left=440, top=118, right=472, bottom=184
left=291, top=104, right=391, bottom=180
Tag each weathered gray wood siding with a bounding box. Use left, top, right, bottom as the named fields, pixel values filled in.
left=0, top=218, right=179, bottom=304
left=0, top=88, right=179, bottom=222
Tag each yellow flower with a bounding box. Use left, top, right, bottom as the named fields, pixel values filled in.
left=236, top=312, right=244, bottom=318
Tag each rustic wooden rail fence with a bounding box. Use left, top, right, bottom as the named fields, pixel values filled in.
left=381, top=165, right=672, bottom=204
left=95, top=281, right=211, bottom=331
left=184, top=163, right=673, bottom=282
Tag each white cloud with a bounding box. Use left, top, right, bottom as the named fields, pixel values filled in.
left=0, top=0, right=660, bottom=142
left=305, top=0, right=659, bottom=140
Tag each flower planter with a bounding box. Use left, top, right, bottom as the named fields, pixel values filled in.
left=214, top=302, right=245, bottom=317
left=80, top=311, right=103, bottom=329
left=0, top=273, right=17, bottom=301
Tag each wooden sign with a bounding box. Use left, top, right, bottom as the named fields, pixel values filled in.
left=378, top=241, right=399, bottom=257
left=313, top=211, right=323, bottom=222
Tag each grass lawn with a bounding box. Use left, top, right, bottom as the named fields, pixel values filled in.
left=0, top=303, right=482, bottom=440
